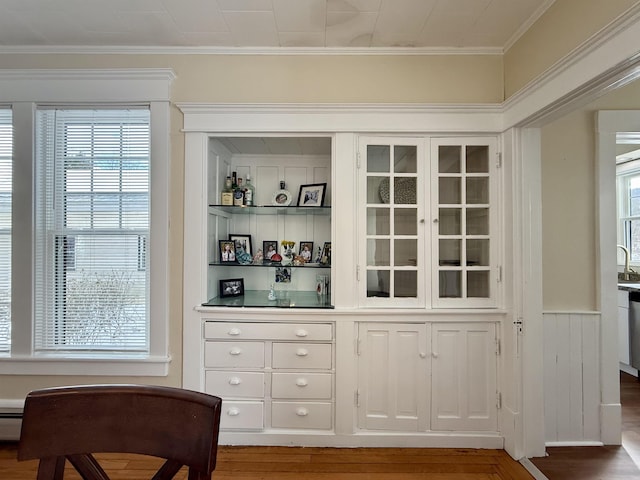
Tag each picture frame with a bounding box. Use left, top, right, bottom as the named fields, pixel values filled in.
left=219, top=278, right=244, bottom=297
left=229, top=234, right=252, bottom=256
left=263, top=240, right=278, bottom=261
left=299, top=241, right=314, bottom=262
left=321, top=241, right=331, bottom=265
left=297, top=183, right=327, bottom=207
left=219, top=240, right=236, bottom=263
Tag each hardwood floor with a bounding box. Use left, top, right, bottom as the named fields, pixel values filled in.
left=0, top=444, right=535, bottom=480
left=530, top=371, right=640, bottom=480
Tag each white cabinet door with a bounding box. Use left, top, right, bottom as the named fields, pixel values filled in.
left=431, top=323, right=497, bottom=431
left=618, top=289, right=630, bottom=365
left=357, top=323, right=429, bottom=431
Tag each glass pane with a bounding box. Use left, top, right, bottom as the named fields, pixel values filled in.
left=439, top=239, right=461, bottom=266
left=631, top=175, right=640, bottom=216
left=439, top=177, right=461, bottom=204
left=468, top=271, right=490, bottom=297
left=439, top=271, right=461, bottom=298
left=394, top=208, right=417, bottom=235
left=394, top=239, right=417, bottom=266
left=367, top=207, right=390, bottom=235
left=367, top=270, right=389, bottom=297
left=65, top=194, right=91, bottom=228
left=395, top=270, right=417, bottom=297
left=368, top=176, right=387, bottom=204
left=394, top=177, right=416, bottom=204
left=467, top=239, right=489, bottom=266
left=466, top=177, right=489, bottom=204
left=466, top=208, right=489, bottom=235
left=367, top=145, right=390, bottom=173
left=394, top=145, right=417, bottom=173
left=466, top=145, right=489, bottom=173
left=629, top=219, right=640, bottom=263
left=367, top=239, right=390, bottom=266
left=439, top=208, right=461, bottom=235
left=439, top=146, right=461, bottom=173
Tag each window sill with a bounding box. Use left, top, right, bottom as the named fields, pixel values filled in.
left=0, top=354, right=171, bottom=376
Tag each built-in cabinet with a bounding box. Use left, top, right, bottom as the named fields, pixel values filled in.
left=181, top=106, right=505, bottom=448
left=357, top=322, right=497, bottom=433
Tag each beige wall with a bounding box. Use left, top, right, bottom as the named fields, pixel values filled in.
left=0, top=53, right=503, bottom=399
left=504, top=0, right=639, bottom=98
left=541, top=79, right=640, bottom=310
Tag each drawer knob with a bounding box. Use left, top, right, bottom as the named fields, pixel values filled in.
left=229, top=377, right=242, bottom=385
left=295, top=378, right=308, bottom=387
left=229, top=348, right=242, bottom=356
left=296, top=348, right=309, bottom=357
left=295, top=329, right=308, bottom=337
left=296, top=407, right=309, bottom=417
left=227, top=407, right=240, bottom=416
left=228, top=328, right=241, bottom=336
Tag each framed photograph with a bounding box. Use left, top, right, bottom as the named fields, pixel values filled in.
left=219, top=240, right=236, bottom=263
left=263, top=240, right=278, bottom=261
left=321, top=241, right=331, bottom=265
left=230, top=234, right=252, bottom=256
left=299, top=241, right=314, bottom=262
left=219, top=278, right=244, bottom=297
left=297, top=183, right=327, bottom=207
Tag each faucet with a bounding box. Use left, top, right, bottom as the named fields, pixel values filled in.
left=618, top=244, right=634, bottom=279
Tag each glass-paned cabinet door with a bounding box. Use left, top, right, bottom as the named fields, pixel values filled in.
left=359, top=137, right=424, bottom=307
left=431, top=137, right=499, bottom=308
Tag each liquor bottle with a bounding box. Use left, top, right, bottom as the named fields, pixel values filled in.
left=221, top=176, right=233, bottom=205
left=233, top=177, right=244, bottom=206
left=244, top=174, right=255, bottom=206
left=272, top=180, right=292, bottom=206
left=231, top=171, right=237, bottom=189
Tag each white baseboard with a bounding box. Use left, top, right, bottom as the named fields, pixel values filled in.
left=0, top=398, right=25, bottom=441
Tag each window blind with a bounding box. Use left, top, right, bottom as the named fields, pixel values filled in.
left=34, top=108, right=150, bottom=352
left=0, top=109, right=11, bottom=352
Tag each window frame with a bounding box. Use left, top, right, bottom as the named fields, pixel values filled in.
left=0, top=69, right=173, bottom=375
left=617, top=160, right=640, bottom=267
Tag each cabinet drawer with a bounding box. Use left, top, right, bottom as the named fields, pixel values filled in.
left=272, top=343, right=332, bottom=369
left=204, top=341, right=265, bottom=368
left=271, top=402, right=332, bottom=430
left=205, top=371, right=265, bottom=398
left=220, top=401, right=264, bottom=430
left=204, top=322, right=332, bottom=341
left=272, top=373, right=332, bottom=399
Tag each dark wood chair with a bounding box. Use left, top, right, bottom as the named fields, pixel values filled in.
left=17, top=384, right=222, bottom=480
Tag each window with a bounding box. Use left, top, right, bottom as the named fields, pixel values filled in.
left=617, top=161, right=640, bottom=264
left=0, top=109, right=11, bottom=352
left=34, top=109, right=150, bottom=352
left=0, top=69, right=172, bottom=375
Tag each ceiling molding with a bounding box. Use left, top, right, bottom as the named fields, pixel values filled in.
left=0, top=45, right=503, bottom=56
left=503, top=0, right=557, bottom=53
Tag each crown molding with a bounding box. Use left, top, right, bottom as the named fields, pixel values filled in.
left=503, top=0, right=557, bottom=53
left=0, top=45, right=503, bottom=56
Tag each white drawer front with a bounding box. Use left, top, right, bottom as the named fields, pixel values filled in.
left=204, top=322, right=332, bottom=341
left=618, top=289, right=629, bottom=307
left=271, top=373, right=332, bottom=399
left=220, top=401, right=264, bottom=430
left=205, top=341, right=265, bottom=368
left=272, top=343, right=332, bottom=369
left=206, top=371, right=265, bottom=398
left=271, top=402, right=332, bottom=430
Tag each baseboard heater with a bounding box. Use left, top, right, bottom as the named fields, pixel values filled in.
left=0, top=403, right=25, bottom=441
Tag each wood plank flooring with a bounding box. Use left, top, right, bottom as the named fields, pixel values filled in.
left=0, top=444, right=535, bottom=480
left=531, top=371, right=640, bottom=480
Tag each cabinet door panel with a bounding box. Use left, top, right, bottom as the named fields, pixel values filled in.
left=357, top=323, right=429, bottom=431
left=431, top=323, right=497, bottom=431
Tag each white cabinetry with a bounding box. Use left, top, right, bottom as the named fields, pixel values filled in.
left=356, top=322, right=497, bottom=433
left=203, top=320, right=334, bottom=431
left=431, top=323, right=497, bottom=431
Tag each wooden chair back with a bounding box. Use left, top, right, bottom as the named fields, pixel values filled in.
left=17, top=384, right=222, bottom=480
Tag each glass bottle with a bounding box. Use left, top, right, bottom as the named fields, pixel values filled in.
left=233, top=177, right=244, bottom=206
left=244, top=174, right=255, bottom=206
left=221, top=176, right=233, bottom=205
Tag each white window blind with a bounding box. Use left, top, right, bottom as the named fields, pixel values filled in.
left=0, top=109, right=11, bottom=352
left=35, top=108, right=150, bottom=352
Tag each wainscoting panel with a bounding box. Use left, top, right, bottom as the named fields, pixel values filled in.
left=543, top=312, right=601, bottom=444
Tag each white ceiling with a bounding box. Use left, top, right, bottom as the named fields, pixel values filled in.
left=0, top=0, right=553, bottom=52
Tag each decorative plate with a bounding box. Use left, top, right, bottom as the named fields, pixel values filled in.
left=379, top=177, right=416, bottom=204
left=272, top=189, right=292, bottom=206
